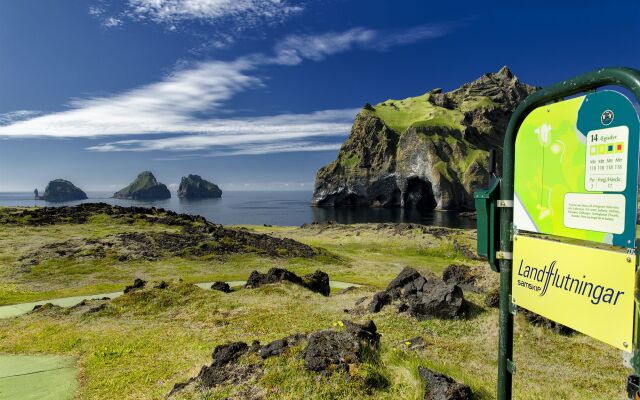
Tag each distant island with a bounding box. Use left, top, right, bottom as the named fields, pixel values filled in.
left=312, top=66, right=536, bottom=211
left=36, top=179, right=87, bottom=202
left=177, top=174, right=222, bottom=199
left=113, top=171, right=171, bottom=200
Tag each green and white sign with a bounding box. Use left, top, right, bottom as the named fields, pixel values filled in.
left=514, top=90, right=640, bottom=246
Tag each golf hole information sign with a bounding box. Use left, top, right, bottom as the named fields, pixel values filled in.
left=512, top=89, right=640, bottom=351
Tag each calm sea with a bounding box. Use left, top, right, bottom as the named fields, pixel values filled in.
left=0, top=191, right=475, bottom=228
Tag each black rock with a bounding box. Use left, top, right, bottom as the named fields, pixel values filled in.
left=210, top=281, right=231, bottom=293
left=367, top=268, right=465, bottom=319
left=154, top=281, right=169, bottom=289
left=211, top=342, right=248, bottom=366
left=484, top=288, right=500, bottom=308
left=368, top=291, right=391, bottom=313
left=245, top=268, right=330, bottom=296
left=124, top=278, right=146, bottom=293
left=39, top=179, right=88, bottom=202
left=177, top=174, right=222, bottom=199
left=408, top=282, right=464, bottom=320
left=303, top=270, right=331, bottom=296
left=419, top=367, right=472, bottom=400
left=442, top=264, right=478, bottom=292
left=386, top=267, right=422, bottom=291
left=520, top=309, right=574, bottom=335
left=258, top=333, right=306, bottom=359
left=301, top=320, right=379, bottom=373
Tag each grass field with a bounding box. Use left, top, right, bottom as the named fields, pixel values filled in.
left=0, top=208, right=632, bottom=399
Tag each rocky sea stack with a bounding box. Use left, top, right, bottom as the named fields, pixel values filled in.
left=113, top=171, right=171, bottom=200
left=177, top=174, right=222, bottom=199
left=312, top=67, right=536, bottom=210
left=39, top=179, right=87, bottom=202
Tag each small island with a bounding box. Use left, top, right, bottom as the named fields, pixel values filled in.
left=37, top=179, right=88, bottom=202
left=177, top=174, right=222, bottom=199
left=113, top=171, right=171, bottom=200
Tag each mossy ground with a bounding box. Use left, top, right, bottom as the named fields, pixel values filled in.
left=0, top=214, right=631, bottom=399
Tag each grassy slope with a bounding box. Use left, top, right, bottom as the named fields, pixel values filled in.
left=355, top=92, right=492, bottom=177
left=0, top=216, right=630, bottom=399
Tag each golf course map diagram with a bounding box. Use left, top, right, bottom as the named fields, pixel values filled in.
left=514, top=90, right=639, bottom=247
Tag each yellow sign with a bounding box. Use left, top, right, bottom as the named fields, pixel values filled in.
left=512, top=235, right=636, bottom=350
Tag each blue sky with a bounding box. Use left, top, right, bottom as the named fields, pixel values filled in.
left=1, top=0, right=639, bottom=192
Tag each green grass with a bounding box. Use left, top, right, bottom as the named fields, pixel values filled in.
left=363, top=93, right=464, bottom=134
left=0, top=215, right=632, bottom=399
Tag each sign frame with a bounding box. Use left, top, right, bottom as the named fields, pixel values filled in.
left=491, top=67, right=640, bottom=400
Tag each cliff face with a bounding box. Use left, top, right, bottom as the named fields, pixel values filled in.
left=312, top=67, right=536, bottom=210
left=41, top=179, right=88, bottom=202
left=113, top=171, right=171, bottom=200
left=177, top=174, right=222, bottom=199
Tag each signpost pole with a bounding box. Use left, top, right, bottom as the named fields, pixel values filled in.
left=494, top=67, right=640, bottom=400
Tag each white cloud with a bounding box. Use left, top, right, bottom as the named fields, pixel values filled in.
left=0, top=110, right=41, bottom=126
left=0, top=23, right=459, bottom=155
left=103, top=16, right=123, bottom=27
left=126, top=0, right=303, bottom=26
left=271, top=23, right=457, bottom=65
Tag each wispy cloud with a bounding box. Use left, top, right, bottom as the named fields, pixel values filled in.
left=0, top=110, right=42, bottom=126
left=127, top=0, right=304, bottom=25
left=0, top=23, right=460, bottom=155
left=271, top=23, right=457, bottom=65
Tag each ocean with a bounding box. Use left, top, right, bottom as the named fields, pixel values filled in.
left=0, top=191, right=475, bottom=228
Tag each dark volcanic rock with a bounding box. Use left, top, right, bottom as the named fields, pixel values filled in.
left=113, top=171, right=171, bottom=200
left=520, top=309, right=574, bottom=335
left=124, top=278, right=146, bottom=293
left=442, top=264, right=478, bottom=292
left=312, top=67, right=537, bottom=210
left=368, top=291, right=391, bottom=313
left=367, top=267, right=465, bottom=319
left=302, top=270, right=331, bottom=296
left=3, top=203, right=318, bottom=259
left=484, top=288, right=500, bottom=308
left=387, top=267, right=422, bottom=291
left=301, top=320, right=380, bottom=372
left=39, top=179, right=87, bottom=202
left=258, top=333, right=306, bottom=359
left=419, top=367, right=472, bottom=400
left=245, top=268, right=330, bottom=296
left=210, top=281, right=231, bottom=293
left=177, top=174, right=222, bottom=199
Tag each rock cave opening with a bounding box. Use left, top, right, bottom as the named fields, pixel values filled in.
left=403, top=178, right=437, bottom=210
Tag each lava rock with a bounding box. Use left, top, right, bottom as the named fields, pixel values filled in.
left=245, top=268, right=330, bottom=296
left=210, top=281, right=231, bottom=293
left=258, top=333, right=306, bottom=359
left=124, top=278, right=146, bottom=293
left=442, top=264, right=478, bottom=292
left=367, top=268, right=465, bottom=319
left=39, top=179, right=88, bottom=202
left=386, top=267, right=422, bottom=291
left=368, top=291, right=391, bottom=313
left=408, top=281, right=464, bottom=320
left=419, top=367, right=472, bottom=400
left=177, top=174, right=222, bottom=199
left=301, top=320, right=379, bottom=373
left=484, top=288, right=500, bottom=308
left=154, top=281, right=169, bottom=289
left=520, top=309, right=574, bottom=335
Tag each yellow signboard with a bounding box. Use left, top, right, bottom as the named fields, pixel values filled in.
left=512, top=235, right=635, bottom=350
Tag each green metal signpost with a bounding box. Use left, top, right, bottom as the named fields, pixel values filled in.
left=475, top=67, right=640, bottom=400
